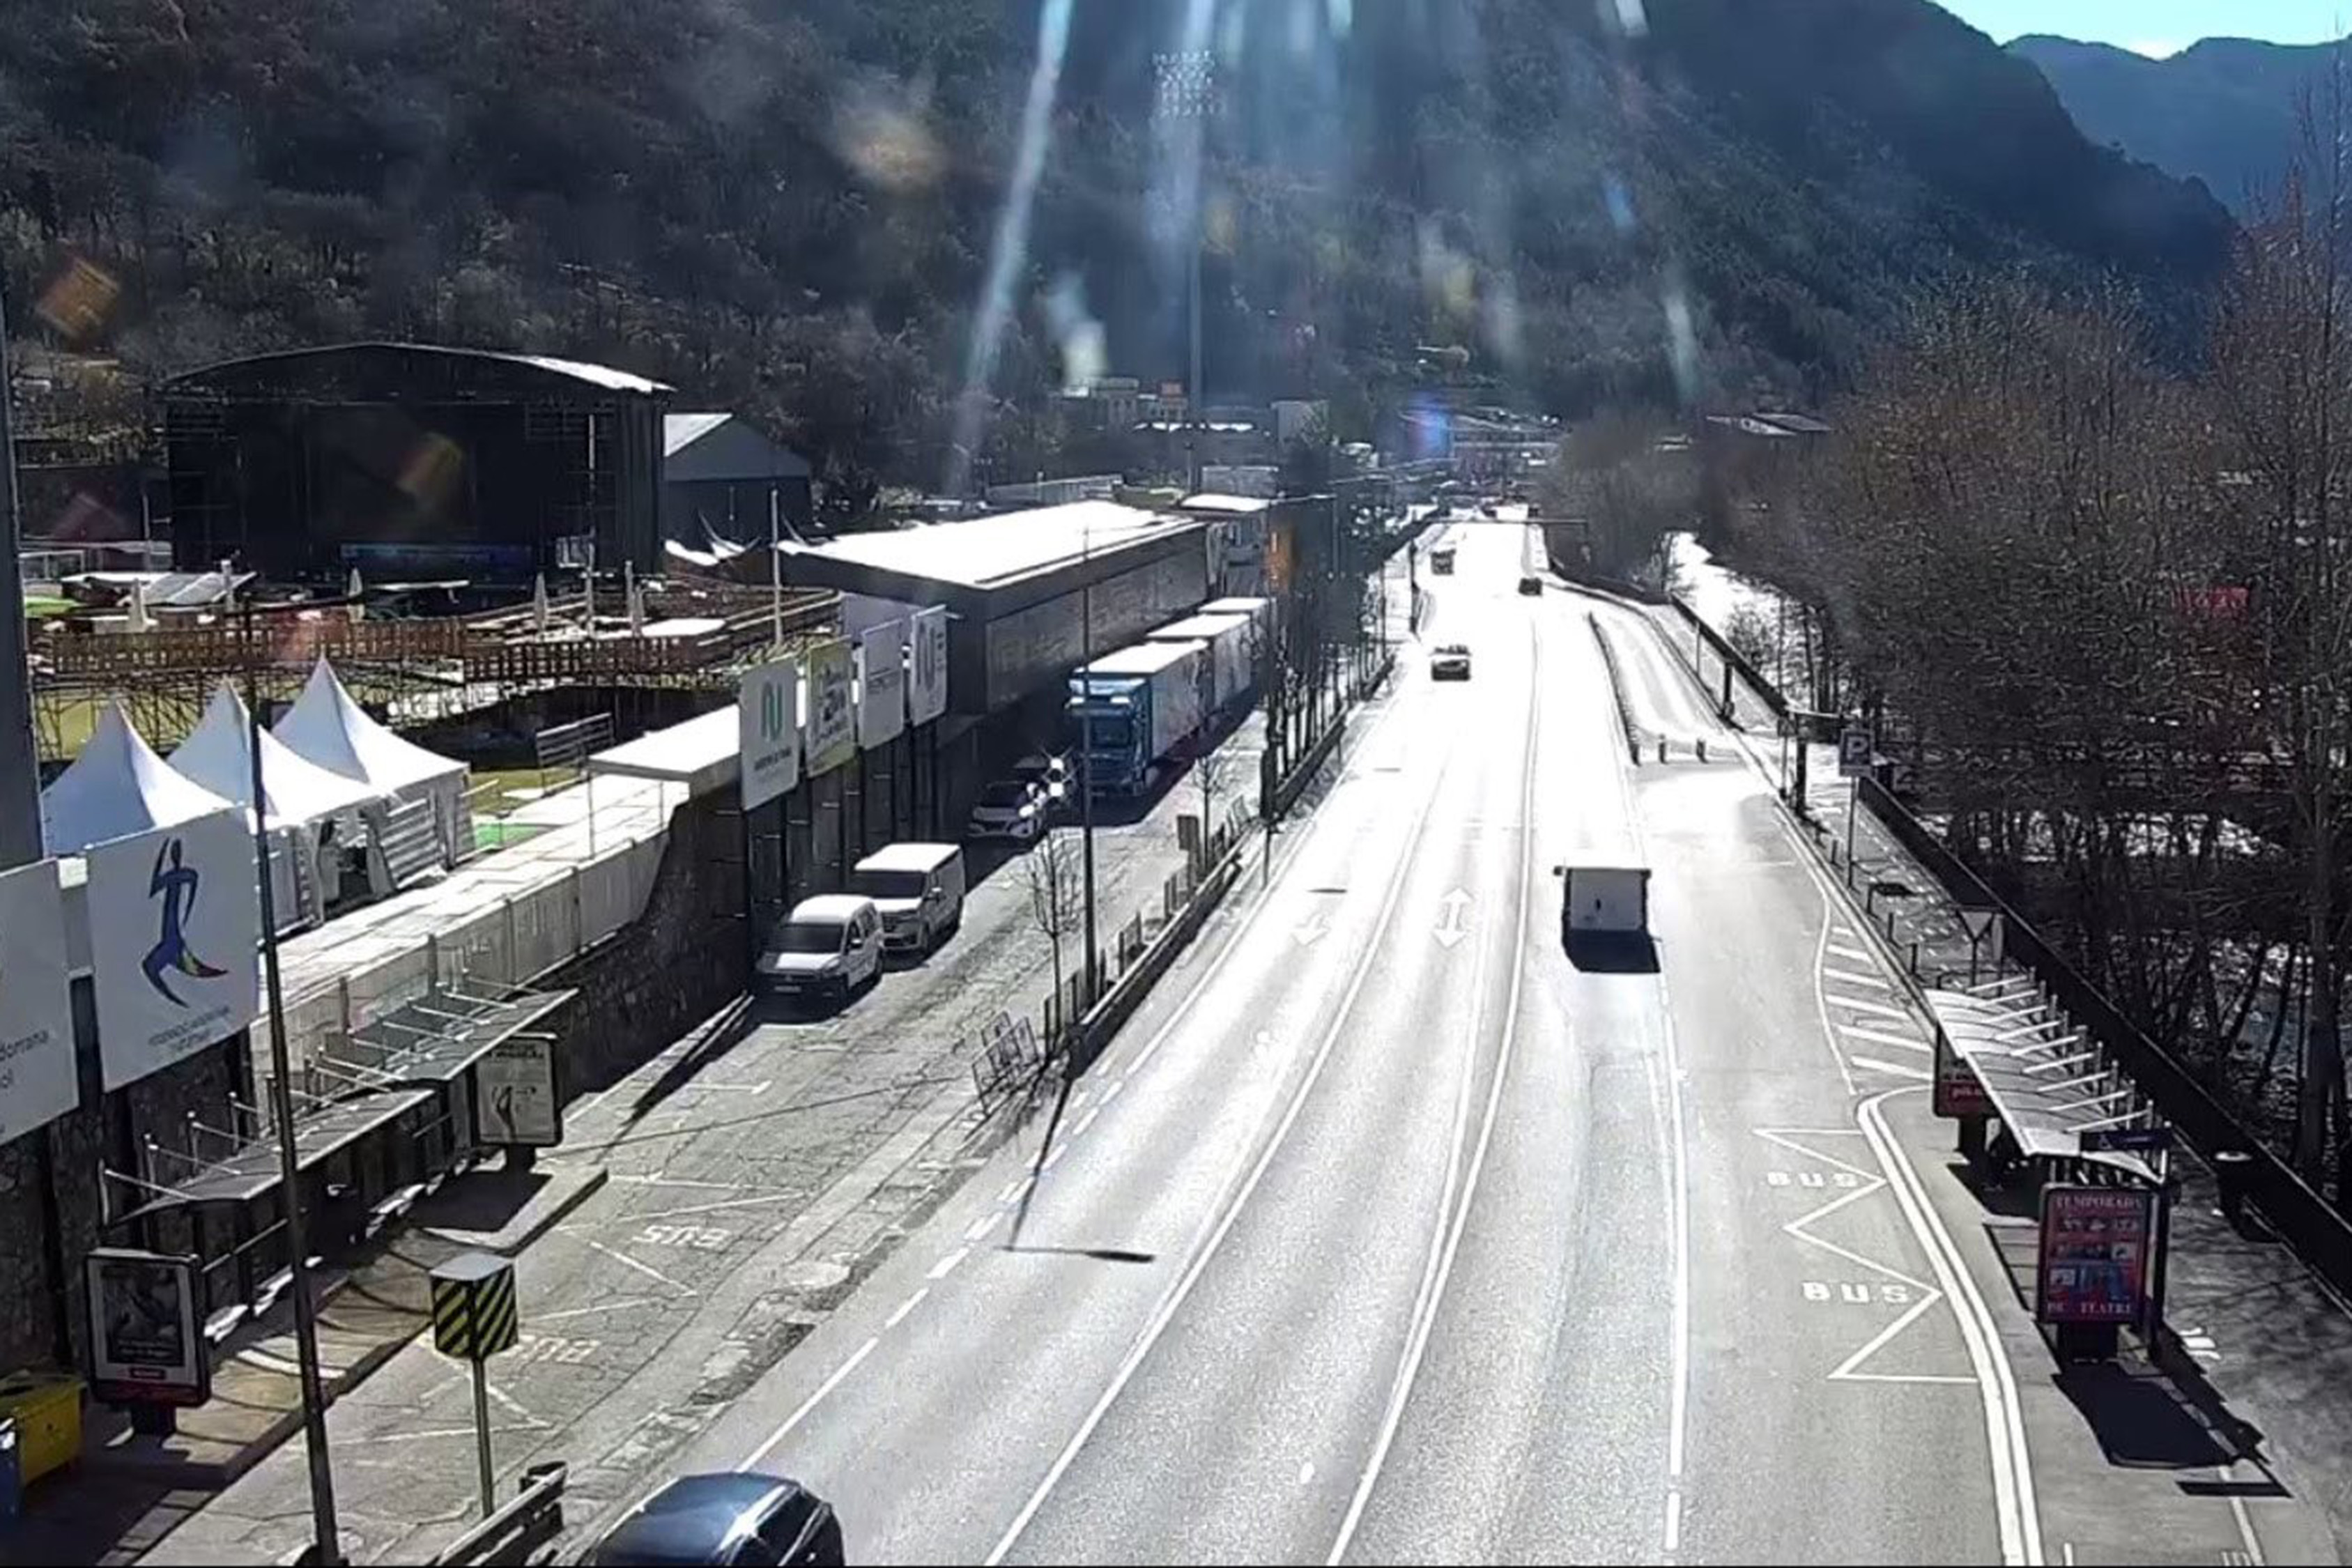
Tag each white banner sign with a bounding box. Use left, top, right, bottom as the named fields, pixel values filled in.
left=858, top=617, right=907, bottom=751
left=739, top=655, right=801, bottom=810
left=805, top=638, right=857, bottom=776
left=0, top=859, right=79, bottom=1145
left=89, top=809, right=261, bottom=1092
left=908, top=605, right=950, bottom=727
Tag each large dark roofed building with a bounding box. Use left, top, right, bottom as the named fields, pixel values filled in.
left=164, top=342, right=671, bottom=583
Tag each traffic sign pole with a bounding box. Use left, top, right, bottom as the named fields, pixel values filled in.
left=472, top=1359, right=494, bottom=1518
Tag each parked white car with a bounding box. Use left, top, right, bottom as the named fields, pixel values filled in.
left=967, top=780, right=1047, bottom=842
left=756, top=896, right=884, bottom=1006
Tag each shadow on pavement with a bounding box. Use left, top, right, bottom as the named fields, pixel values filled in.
left=2054, top=1362, right=2236, bottom=1469
left=623, top=994, right=758, bottom=1121
left=999, top=1245, right=1158, bottom=1265
left=1563, top=932, right=1661, bottom=973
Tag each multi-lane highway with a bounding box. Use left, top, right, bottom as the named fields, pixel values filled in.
left=607, top=512, right=2026, bottom=1563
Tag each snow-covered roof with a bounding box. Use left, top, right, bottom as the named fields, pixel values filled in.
left=274, top=659, right=468, bottom=794
left=171, top=682, right=387, bottom=827
left=663, top=412, right=732, bottom=456
left=40, top=702, right=237, bottom=855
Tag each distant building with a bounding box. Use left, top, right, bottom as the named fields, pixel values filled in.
left=164, top=342, right=670, bottom=583
left=661, top=412, right=813, bottom=553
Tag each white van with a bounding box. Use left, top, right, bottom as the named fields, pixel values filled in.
left=758, top=895, right=884, bottom=1004
left=849, top=842, right=967, bottom=955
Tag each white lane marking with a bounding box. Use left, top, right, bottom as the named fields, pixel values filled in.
left=744, top=1337, right=879, bottom=1467
left=1837, top=1022, right=1931, bottom=1052
left=534, top=1296, right=664, bottom=1323
left=1828, top=1291, right=1949, bottom=1381
left=1329, top=622, right=1542, bottom=1564
left=1832, top=925, right=1856, bottom=939
left=1299, top=1461, right=1316, bottom=1485
left=991, top=709, right=1456, bottom=1568
left=1851, top=1055, right=1932, bottom=1082
left=1810, top=885, right=1861, bottom=1096
left=615, top=1192, right=797, bottom=1225
left=1664, top=1487, right=1684, bottom=1553
left=1070, top=1106, right=1102, bottom=1140
left=927, top=1247, right=969, bottom=1281
left=1100, top=1079, right=1124, bottom=1105
left=1661, top=1005, right=1695, bottom=1502
left=1828, top=941, right=1874, bottom=963
left=1860, top=1090, right=2042, bottom=1565
left=2222, top=1466, right=2266, bottom=1565
left=1824, top=992, right=1916, bottom=1021
left=606, top=1173, right=741, bottom=1190
left=1042, top=1142, right=1068, bottom=1173
left=1824, top=967, right=1894, bottom=990
left=581, top=1238, right=697, bottom=1296
left=966, top=1213, right=1004, bottom=1245
left=886, top=1289, right=928, bottom=1329
left=998, top=1176, right=1029, bottom=1206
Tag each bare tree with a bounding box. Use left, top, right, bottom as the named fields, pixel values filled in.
left=1537, top=410, right=1696, bottom=588
left=2210, top=94, right=2352, bottom=1188
left=1024, top=826, right=1087, bottom=1043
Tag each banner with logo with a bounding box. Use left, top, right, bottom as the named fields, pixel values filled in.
left=805, top=638, right=857, bottom=777
left=89, top=808, right=261, bottom=1092
left=908, top=605, right=950, bottom=726
left=738, top=655, right=801, bottom=810
left=858, top=617, right=907, bottom=751
left=0, top=859, right=79, bottom=1145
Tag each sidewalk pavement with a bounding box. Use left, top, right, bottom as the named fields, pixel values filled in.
left=22, top=709, right=1274, bottom=1567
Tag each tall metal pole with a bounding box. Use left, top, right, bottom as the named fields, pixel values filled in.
left=0, top=286, right=43, bottom=869
left=240, top=596, right=342, bottom=1566
left=769, top=489, right=784, bottom=650
left=1079, top=519, right=1098, bottom=1001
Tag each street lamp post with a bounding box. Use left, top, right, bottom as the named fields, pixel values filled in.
left=237, top=591, right=343, bottom=1566
left=1079, top=518, right=1098, bottom=1004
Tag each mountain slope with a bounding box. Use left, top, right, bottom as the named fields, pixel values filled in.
left=0, top=0, right=2234, bottom=500
left=2011, top=33, right=2344, bottom=215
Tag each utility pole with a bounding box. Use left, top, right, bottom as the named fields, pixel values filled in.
left=0, top=285, right=42, bottom=869
left=769, top=489, right=784, bottom=650
left=239, top=592, right=343, bottom=1567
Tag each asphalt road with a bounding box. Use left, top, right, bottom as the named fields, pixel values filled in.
left=624, top=518, right=2022, bottom=1564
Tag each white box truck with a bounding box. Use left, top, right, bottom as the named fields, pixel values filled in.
left=1560, top=863, right=1650, bottom=937
left=1148, top=611, right=1255, bottom=714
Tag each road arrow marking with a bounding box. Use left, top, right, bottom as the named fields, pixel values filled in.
left=1434, top=888, right=1471, bottom=948
left=1293, top=916, right=1327, bottom=946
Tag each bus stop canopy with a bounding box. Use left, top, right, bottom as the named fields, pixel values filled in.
left=1926, top=983, right=2161, bottom=1185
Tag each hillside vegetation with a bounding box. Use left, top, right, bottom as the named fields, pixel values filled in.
left=0, top=0, right=2232, bottom=509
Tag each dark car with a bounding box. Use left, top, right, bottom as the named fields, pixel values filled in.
left=588, top=1473, right=845, bottom=1567
left=1517, top=574, right=1542, bottom=596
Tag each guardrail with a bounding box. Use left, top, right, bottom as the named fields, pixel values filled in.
left=426, top=1461, right=567, bottom=1567
left=1662, top=592, right=1788, bottom=723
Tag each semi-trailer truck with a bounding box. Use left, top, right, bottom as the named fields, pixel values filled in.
left=1068, top=640, right=1207, bottom=796
left=1148, top=611, right=1256, bottom=716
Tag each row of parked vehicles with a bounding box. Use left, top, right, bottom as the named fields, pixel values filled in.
left=755, top=840, right=969, bottom=1005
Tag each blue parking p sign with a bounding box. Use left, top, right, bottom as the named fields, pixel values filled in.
left=1838, top=725, right=1873, bottom=778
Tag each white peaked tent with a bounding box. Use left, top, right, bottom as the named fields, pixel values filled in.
left=170, top=680, right=387, bottom=828
left=39, top=702, right=236, bottom=854
left=274, top=658, right=471, bottom=859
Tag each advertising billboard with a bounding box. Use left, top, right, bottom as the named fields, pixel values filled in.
left=908, top=605, right=950, bottom=727
left=805, top=638, right=857, bottom=776
left=86, top=1248, right=209, bottom=1406
left=858, top=617, right=908, bottom=751
left=0, top=859, right=79, bottom=1145
left=738, top=656, right=801, bottom=810
left=89, top=809, right=261, bottom=1092
left=1930, top=1027, right=1991, bottom=1120
left=475, top=1036, right=562, bottom=1147
left=2036, top=1184, right=2154, bottom=1325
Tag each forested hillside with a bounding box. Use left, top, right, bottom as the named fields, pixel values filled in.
left=0, top=0, right=2233, bottom=509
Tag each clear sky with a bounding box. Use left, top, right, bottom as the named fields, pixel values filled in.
left=1935, top=1, right=2346, bottom=56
